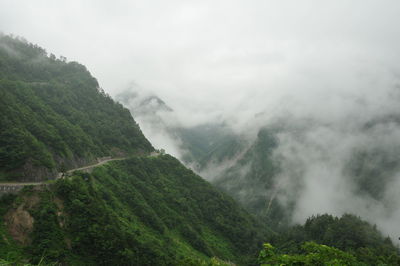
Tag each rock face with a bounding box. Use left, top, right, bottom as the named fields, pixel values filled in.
left=4, top=193, right=40, bottom=245
left=20, top=160, right=58, bottom=182
left=14, top=156, right=98, bottom=182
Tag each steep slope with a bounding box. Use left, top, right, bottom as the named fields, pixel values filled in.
left=0, top=155, right=266, bottom=265
left=0, top=35, right=266, bottom=265
left=0, top=34, right=153, bottom=181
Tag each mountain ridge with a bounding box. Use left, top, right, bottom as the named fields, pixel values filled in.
left=0, top=34, right=153, bottom=182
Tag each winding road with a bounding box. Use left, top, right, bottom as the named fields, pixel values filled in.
left=56, top=157, right=127, bottom=178
left=0, top=152, right=161, bottom=193
left=0, top=157, right=127, bottom=190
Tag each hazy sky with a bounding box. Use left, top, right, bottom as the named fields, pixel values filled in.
left=1, top=0, right=400, bottom=122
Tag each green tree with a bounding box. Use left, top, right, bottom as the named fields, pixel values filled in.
left=258, top=242, right=363, bottom=266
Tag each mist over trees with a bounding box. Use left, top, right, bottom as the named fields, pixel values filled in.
left=119, top=75, right=400, bottom=245
left=1, top=1, right=400, bottom=264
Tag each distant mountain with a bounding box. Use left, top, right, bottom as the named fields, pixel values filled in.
left=209, top=128, right=282, bottom=224
left=117, top=89, right=173, bottom=116
left=116, top=89, right=246, bottom=168
left=196, top=118, right=400, bottom=231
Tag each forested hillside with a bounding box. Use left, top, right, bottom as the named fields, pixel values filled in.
left=0, top=155, right=265, bottom=265
left=0, top=35, right=266, bottom=265
left=1, top=34, right=399, bottom=265
left=0, top=34, right=153, bottom=181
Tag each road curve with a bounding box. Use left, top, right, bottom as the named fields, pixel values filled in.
left=60, top=157, right=127, bottom=177
left=0, top=157, right=128, bottom=187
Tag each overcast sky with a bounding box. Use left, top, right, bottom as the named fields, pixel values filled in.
left=1, top=0, right=400, bottom=122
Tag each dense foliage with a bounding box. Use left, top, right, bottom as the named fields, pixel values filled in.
left=269, top=214, right=400, bottom=265
left=0, top=34, right=153, bottom=181
left=258, top=242, right=364, bottom=265
left=0, top=155, right=265, bottom=265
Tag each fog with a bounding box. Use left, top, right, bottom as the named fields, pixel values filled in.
left=2, top=1, right=400, bottom=240
left=270, top=112, right=400, bottom=240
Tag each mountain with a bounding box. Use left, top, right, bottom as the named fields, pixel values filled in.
left=1, top=34, right=399, bottom=265
left=0, top=35, right=266, bottom=265
left=0, top=34, right=153, bottom=182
